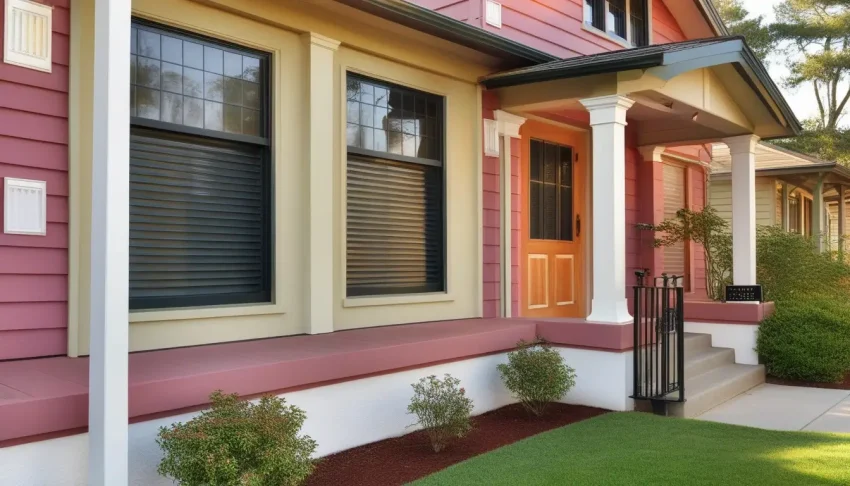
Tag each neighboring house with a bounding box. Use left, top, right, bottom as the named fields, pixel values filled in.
left=710, top=142, right=850, bottom=252
left=0, top=0, right=798, bottom=483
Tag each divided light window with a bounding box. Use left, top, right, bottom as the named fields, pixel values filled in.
left=129, top=19, right=272, bottom=310
left=345, top=73, right=446, bottom=297
left=584, top=0, right=649, bottom=47
left=530, top=140, right=574, bottom=242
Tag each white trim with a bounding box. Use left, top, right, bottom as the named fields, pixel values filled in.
left=3, top=177, right=46, bottom=235
left=88, top=0, right=131, bottom=483
left=484, top=0, right=502, bottom=28
left=494, top=110, right=525, bottom=318
left=303, top=32, right=340, bottom=335
left=494, top=109, right=526, bottom=138
left=3, top=0, right=52, bottom=73
left=483, top=118, right=499, bottom=156
left=724, top=134, right=759, bottom=285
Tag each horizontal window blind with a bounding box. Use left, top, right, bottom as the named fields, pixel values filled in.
left=662, top=163, right=687, bottom=284
left=346, top=156, right=444, bottom=296
left=129, top=127, right=270, bottom=309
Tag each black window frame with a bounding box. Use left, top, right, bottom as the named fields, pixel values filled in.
left=585, top=0, right=650, bottom=47
left=129, top=18, right=273, bottom=311
left=344, top=73, right=447, bottom=298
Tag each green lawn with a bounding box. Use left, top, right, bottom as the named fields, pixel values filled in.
left=413, top=413, right=850, bottom=486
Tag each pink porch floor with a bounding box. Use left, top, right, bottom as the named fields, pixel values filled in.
left=0, top=319, right=536, bottom=444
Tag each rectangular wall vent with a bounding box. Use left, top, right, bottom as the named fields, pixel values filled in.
left=485, top=0, right=502, bottom=28
left=483, top=119, right=499, bottom=157
left=4, top=0, right=52, bottom=72
left=4, top=177, right=47, bottom=235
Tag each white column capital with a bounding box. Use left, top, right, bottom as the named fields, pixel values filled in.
left=723, top=134, right=760, bottom=154
left=494, top=110, right=526, bottom=138
left=638, top=145, right=666, bottom=162
left=580, top=95, right=635, bottom=126
left=301, top=32, right=340, bottom=51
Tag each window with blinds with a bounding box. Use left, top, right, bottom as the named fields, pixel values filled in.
left=662, top=163, right=688, bottom=286
left=129, top=20, right=271, bottom=310
left=530, top=140, right=573, bottom=241
left=345, top=74, right=445, bottom=297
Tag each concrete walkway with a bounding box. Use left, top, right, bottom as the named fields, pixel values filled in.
left=697, top=384, right=850, bottom=433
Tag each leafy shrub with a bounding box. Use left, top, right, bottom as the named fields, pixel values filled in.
left=756, top=226, right=850, bottom=302
left=157, top=391, right=317, bottom=486
left=498, top=340, right=577, bottom=416
left=408, top=374, right=474, bottom=452
left=757, top=298, right=850, bottom=382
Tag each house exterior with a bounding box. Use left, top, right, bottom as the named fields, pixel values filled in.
left=710, top=142, right=850, bottom=252
left=0, top=0, right=797, bottom=484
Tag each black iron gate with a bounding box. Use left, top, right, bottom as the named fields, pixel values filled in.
left=631, top=271, right=685, bottom=413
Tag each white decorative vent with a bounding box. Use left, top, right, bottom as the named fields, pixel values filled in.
left=4, top=0, right=52, bottom=73
left=4, top=177, right=46, bottom=235
left=483, top=118, right=499, bottom=157
left=485, top=0, right=502, bottom=28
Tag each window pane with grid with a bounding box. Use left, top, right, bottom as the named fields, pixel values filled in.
left=607, top=0, right=627, bottom=39
left=347, top=76, right=442, bottom=162
left=630, top=0, right=649, bottom=46
left=585, top=0, right=606, bottom=30
left=530, top=140, right=574, bottom=242
left=131, top=24, right=264, bottom=137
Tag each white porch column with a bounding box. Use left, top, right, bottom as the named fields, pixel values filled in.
left=302, top=33, right=340, bottom=334
left=89, top=0, right=131, bottom=483
left=580, top=95, right=635, bottom=324
left=724, top=135, right=759, bottom=286
left=781, top=183, right=790, bottom=231
left=494, top=110, right=526, bottom=318
left=813, top=175, right=826, bottom=252
left=837, top=184, right=847, bottom=257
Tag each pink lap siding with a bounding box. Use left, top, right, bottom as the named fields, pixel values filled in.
left=0, top=0, right=70, bottom=359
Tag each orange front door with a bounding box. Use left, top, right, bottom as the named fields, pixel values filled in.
left=521, top=121, right=585, bottom=318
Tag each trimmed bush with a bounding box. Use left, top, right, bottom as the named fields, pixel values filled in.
left=757, top=298, right=850, bottom=383
left=408, top=374, right=474, bottom=452
left=498, top=340, right=577, bottom=416
left=157, top=391, right=317, bottom=486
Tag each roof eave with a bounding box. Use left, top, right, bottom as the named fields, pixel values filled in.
left=333, top=0, right=557, bottom=66
left=697, top=0, right=730, bottom=37
left=480, top=54, right=664, bottom=89
left=736, top=44, right=803, bottom=138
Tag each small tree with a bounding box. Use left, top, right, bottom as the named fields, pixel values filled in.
left=498, top=340, right=577, bottom=417
left=407, top=374, right=474, bottom=452
left=653, top=206, right=732, bottom=300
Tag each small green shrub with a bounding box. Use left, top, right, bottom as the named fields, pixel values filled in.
left=157, top=391, right=317, bottom=486
left=757, top=298, right=850, bottom=383
left=408, top=374, right=474, bottom=452
left=498, top=340, right=577, bottom=416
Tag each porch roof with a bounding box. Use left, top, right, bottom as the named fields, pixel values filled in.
left=481, top=37, right=802, bottom=141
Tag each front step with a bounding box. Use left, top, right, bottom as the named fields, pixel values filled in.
left=638, top=333, right=765, bottom=418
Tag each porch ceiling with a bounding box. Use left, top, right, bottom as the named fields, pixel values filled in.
left=482, top=37, right=801, bottom=145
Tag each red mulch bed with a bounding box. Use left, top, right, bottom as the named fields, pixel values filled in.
left=305, top=403, right=607, bottom=486
left=768, top=373, right=850, bottom=391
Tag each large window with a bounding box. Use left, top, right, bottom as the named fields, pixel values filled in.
left=529, top=140, right=574, bottom=241
left=345, top=74, right=445, bottom=297
left=129, top=20, right=271, bottom=310
left=584, top=0, right=650, bottom=46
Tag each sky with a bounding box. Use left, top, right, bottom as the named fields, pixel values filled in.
left=739, top=0, right=833, bottom=125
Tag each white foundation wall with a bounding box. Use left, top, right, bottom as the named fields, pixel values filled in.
left=558, top=348, right=634, bottom=412
left=685, top=322, right=759, bottom=365
left=0, top=348, right=631, bottom=485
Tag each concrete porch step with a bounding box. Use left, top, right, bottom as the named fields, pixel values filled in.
left=637, top=333, right=765, bottom=418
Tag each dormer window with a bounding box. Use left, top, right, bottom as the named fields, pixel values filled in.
left=584, top=0, right=650, bottom=47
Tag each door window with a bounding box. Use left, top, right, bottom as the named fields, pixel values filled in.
left=529, top=140, right=574, bottom=241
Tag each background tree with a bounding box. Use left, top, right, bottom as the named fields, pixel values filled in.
left=713, top=0, right=775, bottom=63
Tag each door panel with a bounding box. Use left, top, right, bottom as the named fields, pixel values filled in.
left=521, top=120, right=585, bottom=318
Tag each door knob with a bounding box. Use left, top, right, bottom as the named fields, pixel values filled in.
left=576, top=214, right=581, bottom=237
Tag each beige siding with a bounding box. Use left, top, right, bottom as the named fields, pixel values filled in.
left=709, top=177, right=777, bottom=227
